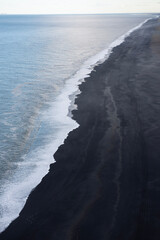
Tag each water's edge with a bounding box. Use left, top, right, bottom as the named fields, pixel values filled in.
left=0, top=16, right=156, bottom=232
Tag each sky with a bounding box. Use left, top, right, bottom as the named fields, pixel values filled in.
left=0, top=0, right=160, bottom=14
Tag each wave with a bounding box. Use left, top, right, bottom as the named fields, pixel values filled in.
left=0, top=16, right=154, bottom=233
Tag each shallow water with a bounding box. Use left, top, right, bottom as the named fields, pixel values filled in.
left=0, top=13, right=153, bottom=231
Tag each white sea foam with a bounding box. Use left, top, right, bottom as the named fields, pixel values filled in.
left=0, top=17, right=153, bottom=232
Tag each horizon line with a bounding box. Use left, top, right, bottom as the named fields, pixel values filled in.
left=0, top=12, right=159, bottom=15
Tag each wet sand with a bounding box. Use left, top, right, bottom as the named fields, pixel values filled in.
left=1, top=18, right=160, bottom=240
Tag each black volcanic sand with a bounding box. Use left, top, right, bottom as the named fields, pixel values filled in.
left=1, top=18, right=160, bottom=240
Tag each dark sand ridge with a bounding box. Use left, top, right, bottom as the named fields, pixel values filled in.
left=1, top=18, right=160, bottom=240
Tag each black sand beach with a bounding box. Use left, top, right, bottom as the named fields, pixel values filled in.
left=1, top=18, right=160, bottom=240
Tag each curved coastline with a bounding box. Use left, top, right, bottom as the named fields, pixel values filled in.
left=1, top=16, right=160, bottom=240
left=0, top=17, right=153, bottom=233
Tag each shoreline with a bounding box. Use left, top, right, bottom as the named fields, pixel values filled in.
left=0, top=17, right=152, bottom=233
left=1, top=17, right=160, bottom=239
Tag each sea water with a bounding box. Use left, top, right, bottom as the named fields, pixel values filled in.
left=0, top=13, right=153, bottom=231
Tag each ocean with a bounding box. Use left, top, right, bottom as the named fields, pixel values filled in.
left=0, top=13, right=153, bottom=232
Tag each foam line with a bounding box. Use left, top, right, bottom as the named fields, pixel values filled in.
left=0, top=16, right=154, bottom=233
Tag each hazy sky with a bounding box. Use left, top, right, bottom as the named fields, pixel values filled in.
left=0, top=0, right=160, bottom=14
